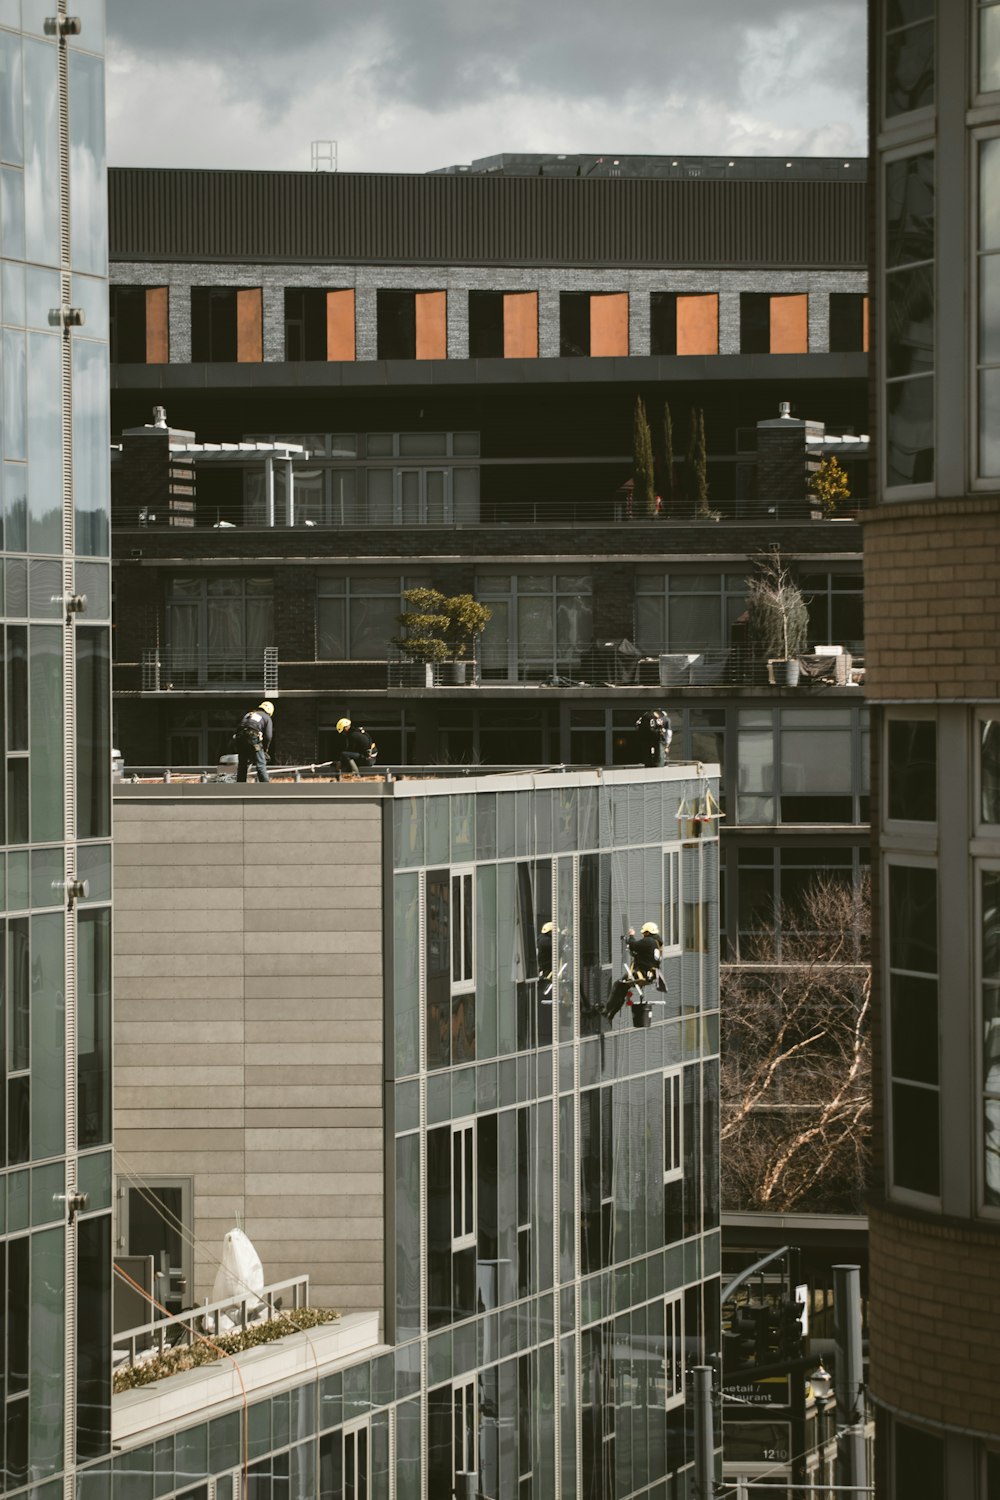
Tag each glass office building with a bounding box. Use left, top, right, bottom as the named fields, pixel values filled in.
left=87, top=767, right=720, bottom=1499
left=387, top=774, right=722, bottom=1500
left=0, top=1, right=113, bottom=1492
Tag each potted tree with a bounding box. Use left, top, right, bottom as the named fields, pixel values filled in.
left=393, top=588, right=492, bottom=685
left=747, top=551, right=809, bottom=686
left=808, top=454, right=852, bottom=518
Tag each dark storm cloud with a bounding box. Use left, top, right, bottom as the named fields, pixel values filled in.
left=107, top=0, right=865, bottom=120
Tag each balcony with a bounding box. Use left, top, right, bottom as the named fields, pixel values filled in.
left=139, top=646, right=278, bottom=694
left=386, top=642, right=862, bottom=689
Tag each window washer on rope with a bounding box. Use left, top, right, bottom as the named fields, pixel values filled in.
left=233, top=700, right=275, bottom=784
left=602, top=921, right=665, bottom=1026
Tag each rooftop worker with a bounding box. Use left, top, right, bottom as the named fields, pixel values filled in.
left=635, top=708, right=672, bottom=768
left=233, top=700, right=275, bottom=784
left=603, top=921, right=663, bottom=1024
left=337, top=717, right=377, bottom=777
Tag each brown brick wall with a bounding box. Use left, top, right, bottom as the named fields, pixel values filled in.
left=863, top=497, right=1000, bottom=698
left=868, top=1200, right=1000, bottom=1438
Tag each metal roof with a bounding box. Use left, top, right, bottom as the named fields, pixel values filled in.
left=108, top=168, right=867, bottom=270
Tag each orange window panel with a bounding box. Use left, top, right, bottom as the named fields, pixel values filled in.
left=862, top=295, right=870, bottom=353
left=590, top=292, right=629, bottom=357
left=769, top=293, right=808, bottom=354
left=676, top=294, right=719, bottom=356
left=236, top=288, right=263, bottom=363
left=326, top=289, right=356, bottom=361
left=503, top=292, right=538, bottom=358
left=145, top=286, right=169, bottom=364
left=415, top=291, right=447, bottom=360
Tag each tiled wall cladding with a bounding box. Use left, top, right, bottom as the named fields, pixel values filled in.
left=111, top=260, right=867, bottom=364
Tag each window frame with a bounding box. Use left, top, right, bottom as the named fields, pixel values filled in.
left=976, top=861, right=1000, bottom=1218
left=883, top=853, right=942, bottom=1208
left=662, top=845, right=683, bottom=953
left=977, top=709, right=1000, bottom=831
left=450, top=865, right=475, bottom=992
left=663, top=1068, right=683, bottom=1186
left=883, top=708, right=938, bottom=835
left=880, top=141, right=936, bottom=500
left=452, top=1375, right=478, bottom=1485
left=972, top=124, right=1000, bottom=488
left=342, top=1415, right=371, bottom=1500
left=664, top=1292, right=685, bottom=1410
left=451, top=1117, right=477, bottom=1251
left=881, top=0, right=935, bottom=127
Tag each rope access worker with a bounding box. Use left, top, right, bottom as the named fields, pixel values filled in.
left=233, top=700, right=274, bottom=784
left=635, top=708, right=672, bottom=767
left=603, top=922, right=664, bottom=1025
left=337, top=717, right=377, bottom=777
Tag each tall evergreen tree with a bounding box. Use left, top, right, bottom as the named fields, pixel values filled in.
left=662, top=400, right=674, bottom=505
left=686, top=406, right=710, bottom=516
left=633, top=395, right=656, bottom=516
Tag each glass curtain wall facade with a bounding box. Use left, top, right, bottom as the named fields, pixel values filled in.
left=389, top=771, right=722, bottom=1499
left=0, top=2, right=113, bottom=1494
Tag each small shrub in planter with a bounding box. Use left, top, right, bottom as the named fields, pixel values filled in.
left=392, top=589, right=492, bottom=681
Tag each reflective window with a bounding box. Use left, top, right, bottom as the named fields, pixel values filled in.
left=892, top=1419, right=943, bottom=1497
left=26, top=330, right=63, bottom=551
left=76, top=1214, right=111, bottom=1460
left=884, top=152, right=935, bottom=488
left=29, top=625, right=63, bottom=842
left=798, top=571, right=865, bottom=651
left=983, top=869, right=1000, bottom=1210
left=76, top=626, right=110, bottom=838
left=887, top=863, right=940, bottom=1197
left=981, top=0, right=1000, bottom=93
left=663, top=1070, right=683, bottom=1183
left=635, top=571, right=747, bottom=656
left=736, top=707, right=867, bottom=825
left=316, top=572, right=427, bottom=661
left=884, top=0, right=934, bottom=118
left=0, top=31, right=24, bottom=166
left=78, top=909, right=111, bottom=1149
left=164, top=574, right=273, bottom=686
left=476, top=571, right=593, bottom=683
left=887, top=718, right=936, bottom=822
left=73, top=339, right=111, bottom=556
left=68, top=50, right=106, bottom=276
left=22, top=38, right=60, bottom=265
left=978, top=138, right=1000, bottom=477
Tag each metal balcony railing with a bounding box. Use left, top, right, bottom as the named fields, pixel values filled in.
left=386, top=643, right=861, bottom=688
left=114, top=1273, right=310, bottom=1372
left=141, top=646, right=278, bottom=692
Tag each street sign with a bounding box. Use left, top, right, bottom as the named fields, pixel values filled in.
left=724, top=1418, right=793, bottom=1465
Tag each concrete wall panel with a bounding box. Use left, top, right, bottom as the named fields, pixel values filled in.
left=112, top=789, right=386, bottom=1320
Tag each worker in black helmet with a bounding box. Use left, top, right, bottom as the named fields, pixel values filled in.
left=635, top=708, right=672, bottom=767
left=233, top=700, right=275, bottom=783
left=603, top=922, right=663, bottom=1023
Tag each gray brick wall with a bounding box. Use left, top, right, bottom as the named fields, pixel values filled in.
left=113, top=260, right=867, bottom=363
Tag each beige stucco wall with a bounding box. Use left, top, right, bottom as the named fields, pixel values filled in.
left=112, top=786, right=385, bottom=1316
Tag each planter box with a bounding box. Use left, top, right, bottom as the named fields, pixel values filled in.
left=112, top=1310, right=382, bottom=1444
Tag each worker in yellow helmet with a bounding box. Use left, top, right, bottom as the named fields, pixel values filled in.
left=602, top=921, right=664, bottom=1026
left=233, top=701, right=275, bottom=783
left=337, top=716, right=377, bottom=777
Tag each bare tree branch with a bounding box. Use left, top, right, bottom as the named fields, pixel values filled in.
left=721, top=874, right=871, bottom=1214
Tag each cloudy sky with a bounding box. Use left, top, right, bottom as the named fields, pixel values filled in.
left=105, top=0, right=866, bottom=176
